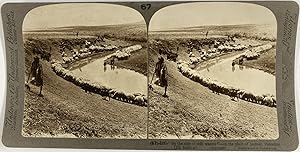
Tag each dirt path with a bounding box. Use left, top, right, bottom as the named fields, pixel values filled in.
left=148, top=55, right=278, bottom=139
left=23, top=62, right=147, bottom=138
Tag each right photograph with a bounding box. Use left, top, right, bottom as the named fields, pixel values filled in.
left=148, top=2, right=278, bottom=139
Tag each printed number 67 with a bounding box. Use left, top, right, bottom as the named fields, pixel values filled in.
left=141, top=4, right=151, bottom=10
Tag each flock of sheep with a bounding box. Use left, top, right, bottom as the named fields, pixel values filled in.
left=188, top=42, right=248, bottom=65
left=52, top=43, right=147, bottom=107
left=110, top=45, right=142, bottom=60
left=234, top=44, right=274, bottom=62
left=61, top=41, right=118, bottom=64
left=54, top=37, right=275, bottom=108
left=177, top=60, right=276, bottom=107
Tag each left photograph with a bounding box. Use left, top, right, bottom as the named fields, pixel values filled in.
left=22, top=3, right=148, bottom=138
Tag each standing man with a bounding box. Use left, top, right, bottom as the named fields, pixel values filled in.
left=26, top=56, right=43, bottom=96
left=154, top=56, right=168, bottom=97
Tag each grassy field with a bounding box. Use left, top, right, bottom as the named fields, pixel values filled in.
left=23, top=22, right=278, bottom=139
left=148, top=24, right=278, bottom=139
left=24, top=21, right=147, bottom=42
left=149, top=24, right=276, bottom=41
left=149, top=24, right=276, bottom=74
left=243, top=48, right=276, bottom=75
left=23, top=23, right=148, bottom=138
left=23, top=62, right=147, bottom=138
left=148, top=50, right=278, bottom=139
left=114, top=46, right=148, bottom=76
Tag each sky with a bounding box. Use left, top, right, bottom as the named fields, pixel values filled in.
left=23, top=3, right=144, bottom=31
left=23, top=3, right=277, bottom=31
left=149, top=2, right=277, bottom=31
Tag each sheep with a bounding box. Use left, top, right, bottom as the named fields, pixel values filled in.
left=233, top=43, right=274, bottom=63
left=226, top=87, right=239, bottom=101
left=123, top=45, right=142, bottom=53
left=255, top=95, right=264, bottom=105
left=176, top=59, right=277, bottom=107
left=271, top=96, right=276, bottom=107
left=133, top=93, right=143, bottom=97
left=108, top=89, right=116, bottom=99
left=240, top=91, right=256, bottom=103
left=190, top=71, right=201, bottom=82
left=177, top=60, right=184, bottom=64
left=114, top=50, right=130, bottom=60
left=50, top=60, right=146, bottom=107
left=127, top=94, right=135, bottom=104
left=207, top=80, right=222, bottom=95
left=134, top=95, right=144, bottom=106
left=142, top=96, right=147, bottom=105
left=98, top=85, right=110, bottom=95
left=263, top=96, right=274, bottom=107
left=112, top=90, right=128, bottom=102
left=190, top=57, right=199, bottom=64
left=107, top=45, right=143, bottom=61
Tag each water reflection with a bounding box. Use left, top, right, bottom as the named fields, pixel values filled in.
left=111, top=65, right=116, bottom=70
left=104, top=63, right=107, bottom=72
left=200, top=55, right=276, bottom=96
left=72, top=56, right=147, bottom=95
left=239, top=65, right=244, bottom=70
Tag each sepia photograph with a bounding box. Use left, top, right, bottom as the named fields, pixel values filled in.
left=22, top=3, right=148, bottom=138
left=1, top=1, right=300, bottom=150
left=148, top=2, right=278, bottom=139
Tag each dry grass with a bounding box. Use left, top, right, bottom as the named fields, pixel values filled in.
left=150, top=24, right=276, bottom=41
left=24, top=22, right=147, bottom=42
left=148, top=34, right=278, bottom=139
left=114, top=46, right=148, bottom=75
left=23, top=23, right=148, bottom=138
left=148, top=54, right=278, bottom=139
left=23, top=61, right=147, bottom=138
left=243, top=48, right=276, bottom=75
